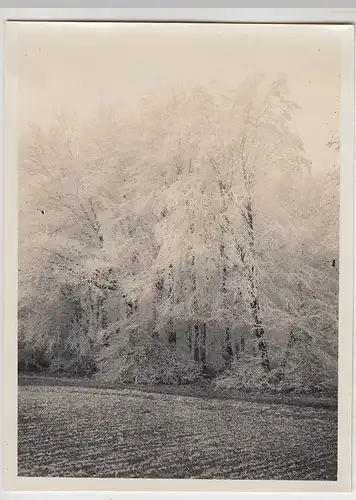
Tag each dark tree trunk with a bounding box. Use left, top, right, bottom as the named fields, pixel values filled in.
left=192, top=326, right=200, bottom=357
left=152, top=276, right=164, bottom=339
left=190, top=249, right=200, bottom=361
left=93, top=285, right=110, bottom=348
left=193, top=324, right=200, bottom=362
left=280, top=330, right=297, bottom=375
left=187, top=326, right=192, bottom=356
left=166, top=264, right=176, bottom=348
left=96, top=300, right=100, bottom=328
left=223, top=325, right=234, bottom=364
left=245, top=195, right=270, bottom=372
left=99, top=286, right=109, bottom=330
left=237, top=137, right=270, bottom=371
left=220, top=241, right=233, bottom=364
left=240, top=332, right=245, bottom=352
left=251, top=297, right=270, bottom=371
left=151, top=292, right=158, bottom=340
left=122, top=249, right=139, bottom=318
left=235, top=340, right=240, bottom=359
left=68, top=289, right=89, bottom=368
left=167, top=322, right=176, bottom=347
left=66, top=287, right=85, bottom=343
left=192, top=323, right=208, bottom=370
left=189, top=215, right=207, bottom=369
left=201, top=322, right=207, bottom=371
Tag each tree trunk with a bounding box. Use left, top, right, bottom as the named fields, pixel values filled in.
left=223, top=324, right=234, bottom=364
left=220, top=242, right=233, bottom=364
left=235, top=339, right=240, bottom=359
left=201, top=322, right=207, bottom=371
left=99, top=292, right=109, bottom=329
left=167, top=321, right=176, bottom=347
left=240, top=332, right=245, bottom=352
left=245, top=195, right=270, bottom=372
left=250, top=296, right=270, bottom=371
left=192, top=323, right=208, bottom=370
left=193, top=324, right=200, bottom=362
left=217, top=175, right=234, bottom=365
left=190, top=248, right=201, bottom=362
left=280, top=330, right=296, bottom=376
left=98, top=291, right=110, bottom=348
left=166, top=264, right=176, bottom=348
left=152, top=276, right=164, bottom=339
left=188, top=215, right=207, bottom=369
left=236, top=134, right=270, bottom=371
left=187, top=325, right=192, bottom=356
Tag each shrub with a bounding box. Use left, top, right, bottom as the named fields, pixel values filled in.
left=18, top=341, right=51, bottom=373
left=96, top=329, right=201, bottom=385
left=213, top=344, right=337, bottom=396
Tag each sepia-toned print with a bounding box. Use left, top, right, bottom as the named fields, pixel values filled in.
left=4, top=22, right=353, bottom=489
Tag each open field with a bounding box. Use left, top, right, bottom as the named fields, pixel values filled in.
left=18, top=384, right=338, bottom=480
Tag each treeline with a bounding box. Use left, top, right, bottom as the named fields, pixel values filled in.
left=18, top=74, right=339, bottom=394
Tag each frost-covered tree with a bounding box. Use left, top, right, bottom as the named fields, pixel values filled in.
left=19, top=74, right=339, bottom=392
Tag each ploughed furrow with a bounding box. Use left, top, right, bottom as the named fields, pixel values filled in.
left=18, top=385, right=337, bottom=480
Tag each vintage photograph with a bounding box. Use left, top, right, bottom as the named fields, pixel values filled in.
left=10, top=22, right=348, bottom=482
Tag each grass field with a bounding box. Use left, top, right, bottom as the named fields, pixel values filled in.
left=18, top=384, right=338, bottom=480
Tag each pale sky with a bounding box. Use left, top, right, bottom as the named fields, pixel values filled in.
left=10, top=22, right=343, bottom=171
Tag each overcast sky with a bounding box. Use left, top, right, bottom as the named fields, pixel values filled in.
left=10, top=22, right=344, bottom=172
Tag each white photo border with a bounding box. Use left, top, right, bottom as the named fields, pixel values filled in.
left=1, top=8, right=355, bottom=499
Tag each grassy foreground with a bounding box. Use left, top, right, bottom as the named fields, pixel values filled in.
left=18, top=383, right=337, bottom=480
